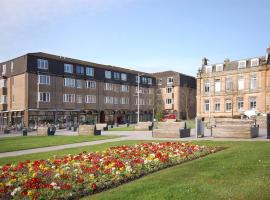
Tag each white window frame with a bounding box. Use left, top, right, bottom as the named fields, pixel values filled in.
left=64, top=78, right=76, bottom=87
left=38, top=92, right=50, bottom=102
left=76, top=66, right=84, bottom=75
left=238, top=60, right=246, bottom=69
left=214, top=79, right=221, bottom=92
left=86, top=67, right=94, bottom=76
left=237, top=98, right=244, bottom=111
left=249, top=97, right=257, bottom=109
left=250, top=74, right=257, bottom=90
left=148, top=78, right=152, bottom=85
left=63, top=94, right=75, bottom=103
left=77, top=95, right=83, bottom=103
left=205, top=65, right=212, bottom=73
left=204, top=100, right=210, bottom=112
left=121, top=73, right=127, bottom=81
left=76, top=80, right=83, bottom=88
left=166, top=87, right=173, bottom=94
left=238, top=76, right=245, bottom=90
left=85, top=95, right=96, bottom=104
left=216, top=64, right=223, bottom=72
left=204, top=81, right=210, bottom=93
left=0, top=95, right=7, bottom=104
left=37, top=59, right=48, bottom=70
left=166, top=98, right=173, bottom=105
left=120, top=97, right=129, bottom=104
left=2, top=64, right=6, bottom=75
left=225, top=77, right=233, bottom=91
left=214, top=100, right=220, bottom=112
left=113, top=97, right=118, bottom=104
left=0, top=79, right=6, bottom=88
left=105, top=96, right=113, bottom=104
left=225, top=99, right=232, bottom=112
left=38, top=75, right=50, bottom=85
left=121, top=85, right=129, bottom=92
left=104, top=83, right=113, bottom=90
left=85, top=80, right=96, bottom=89
left=250, top=58, right=259, bottom=67
left=105, top=70, right=112, bottom=79
left=64, top=63, right=73, bottom=73
left=167, top=77, right=173, bottom=85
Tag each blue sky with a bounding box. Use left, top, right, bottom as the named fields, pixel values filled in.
left=0, top=0, right=270, bottom=76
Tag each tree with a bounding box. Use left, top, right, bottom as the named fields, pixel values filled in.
left=180, top=84, right=196, bottom=120
left=150, top=88, right=164, bottom=121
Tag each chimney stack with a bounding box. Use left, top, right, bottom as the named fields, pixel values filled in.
left=202, top=57, right=208, bottom=66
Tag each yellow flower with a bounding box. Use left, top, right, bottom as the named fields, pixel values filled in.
left=27, top=190, right=32, bottom=196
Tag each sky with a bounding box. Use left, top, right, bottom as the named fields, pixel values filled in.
left=0, top=0, right=270, bottom=76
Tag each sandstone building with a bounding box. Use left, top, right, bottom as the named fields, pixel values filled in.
left=196, top=46, right=270, bottom=119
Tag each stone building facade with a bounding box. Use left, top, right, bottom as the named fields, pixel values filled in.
left=152, top=71, right=196, bottom=120
left=0, top=52, right=156, bottom=130
left=196, top=47, right=270, bottom=119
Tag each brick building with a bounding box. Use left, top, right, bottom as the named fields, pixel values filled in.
left=196, top=46, right=270, bottom=119
left=0, top=52, right=156, bottom=130
left=152, top=71, right=196, bottom=120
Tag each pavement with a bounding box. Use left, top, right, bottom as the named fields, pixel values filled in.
left=0, top=128, right=268, bottom=158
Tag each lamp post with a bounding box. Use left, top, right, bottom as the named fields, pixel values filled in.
left=137, top=73, right=144, bottom=124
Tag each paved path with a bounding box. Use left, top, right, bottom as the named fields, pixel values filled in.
left=0, top=128, right=268, bottom=158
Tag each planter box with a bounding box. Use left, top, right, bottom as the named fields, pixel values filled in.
left=153, top=122, right=190, bottom=138
left=37, top=127, right=48, bottom=136
left=78, top=125, right=95, bottom=136
left=96, top=123, right=108, bottom=131
left=135, top=122, right=152, bottom=131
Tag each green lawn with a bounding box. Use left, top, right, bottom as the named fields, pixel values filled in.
left=108, top=125, right=135, bottom=131
left=1, top=140, right=269, bottom=200
left=0, top=135, right=118, bottom=153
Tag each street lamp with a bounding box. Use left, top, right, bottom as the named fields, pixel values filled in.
left=137, top=73, right=144, bottom=124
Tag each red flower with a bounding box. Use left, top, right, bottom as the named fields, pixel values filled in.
left=91, top=183, right=97, bottom=190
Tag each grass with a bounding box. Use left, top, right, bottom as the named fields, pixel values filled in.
left=108, top=125, right=135, bottom=131
left=1, top=140, right=270, bottom=199
left=0, top=135, right=118, bottom=153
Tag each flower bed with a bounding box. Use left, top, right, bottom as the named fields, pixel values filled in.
left=0, top=142, right=221, bottom=199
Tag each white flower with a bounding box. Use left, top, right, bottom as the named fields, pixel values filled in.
left=11, top=187, right=21, bottom=196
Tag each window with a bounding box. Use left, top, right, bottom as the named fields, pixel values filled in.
left=104, top=83, right=113, bottom=90
left=64, top=78, right=76, bottom=87
left=214, top=100, right=220, bottom=112
left=0, top=95, right=7, bottom=104
left=204, top=100, right=209, bottom=112
left=237, top=97, right=244, bottom=111
left=148, top=78, right=152, bottom=85
left=166, top=87, right=173, bottom=93
left=250, top=97, right=257, bottom=109
left=166, top=98, right=173, bottom=104
left=136, top=76, right=140, bottom=83
left=76, top=80, right=83, bottom=88
left=142, top=77, right=147, bottom=84
left=167, top=77, right=173, bottom=84
left=38, top=75, right=50, bottom=85
left=85, top=95, right=96, bottom=103
left=38, top=92, right=50, bottom=102
left=121, top=73, right=127, bottom=81
left=136, top=86, right=143, bottom=93
left=77, top=95, right=83, bottom=103
left=63, top=94, right=75, bottom=103
left=2, top=64, right=6, bottom=75
left=215, top=79, right=221, bottom=92
left=120, top=97, right=129, bottom=104
left=105, top=70, right=111, bottom=79
left=251, top=58, right=259, bottom=67
left=0, top=79, right=6, bottom=88
left=64, top=64, right=73, bottom=73
left=105, top=96, right=113, bottom=104
left=86, top=67, right=94, bottom=76
left=238, top=60, right=246, bottom=69
left=238, top=76, right=244, bottom=90
left=37, top=59, right=48, bottom=70
left=158, top=78, right=162, bottom=85
left=85, top=80, right=96, bottom=89
left=121, top=85, right=129, bottom=92
left=113, top=97, right=118, bottom=104
left=250, top=75, right=257, bottom=90
left=225, top=77, right=233, bottom=91
left=11, top=62, right=14, bottom=73
left=216, top=64, right=223, bottom=72
left=225, top=99, right=232, bottom=112
left=204, top=81, right=210, bottom=93
left=114, top=72, right=120, bottom=80
left=76, top=66, right=84, bottom=75
left=205, top=65, right=212, bottom=73
left=135, top=98, right=145, bottom=105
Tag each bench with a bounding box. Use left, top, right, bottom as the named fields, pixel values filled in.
left=134, top=122, right=153, bottom=131
left=96, top=123, right=108, bottom=131
left=212, top=119, right=259, bottom=138
left=153, top=122, right=190, bottom=138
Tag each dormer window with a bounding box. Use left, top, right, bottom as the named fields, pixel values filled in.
left=238, top=60, right=246, bottom=69
left=37, top=59, right=48, bottom=70
left=205, top=65, right=212, bottom=73
left=216, top=64, right=223, bottom=72
left=250, top=58, right=259, bottom=67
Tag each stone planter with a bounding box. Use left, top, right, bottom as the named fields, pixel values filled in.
left=78, top=125, right=95, bottom=136
left=37, top=127, right=48, bottom=136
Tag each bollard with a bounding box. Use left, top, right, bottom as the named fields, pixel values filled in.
left=267, top=113, right=270, bottom=139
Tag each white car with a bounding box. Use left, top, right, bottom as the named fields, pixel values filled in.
left=244, top=110, right=266, bottom=118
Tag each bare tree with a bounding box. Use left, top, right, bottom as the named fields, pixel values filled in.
left=180, top=84, right=196, bottom=120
